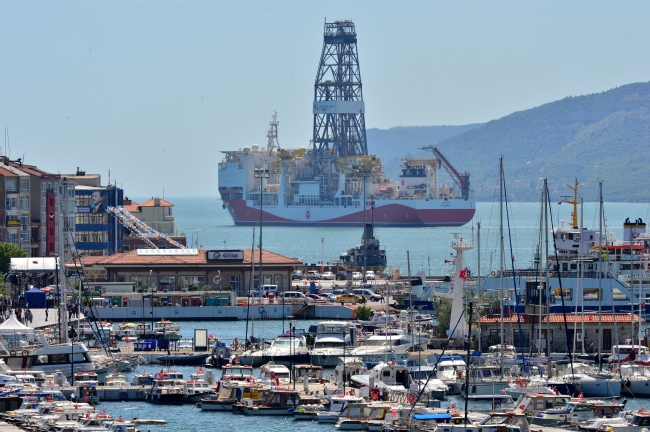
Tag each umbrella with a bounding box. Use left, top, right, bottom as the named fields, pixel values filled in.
left=40, top=287, right=55, bottom=292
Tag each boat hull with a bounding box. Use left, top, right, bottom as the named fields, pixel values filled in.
left=622, top=379, right=650, bottom=397
left=200, top=400, right=235, bottom=411
left=156, top=354, right=210, bottom=366
left=578, top=379, right=621, bottom=397
left=224, top=199, right=475, bottom=228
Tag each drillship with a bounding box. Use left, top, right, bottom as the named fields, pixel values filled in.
left=218, top=20, right=475, bottom=227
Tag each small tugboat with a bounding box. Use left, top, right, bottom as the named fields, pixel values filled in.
left=243, top=388, right=327, bottom=416
left=339, top=222, right=387, bottom=273
left=200, top=380, right=265, bottom=411
left=144, top=373, right=186, bottom=404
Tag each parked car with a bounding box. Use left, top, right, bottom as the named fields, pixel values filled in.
left=321, top=271, right=334, bottom=280
left=306, top=270, right=321, bottom=280
left=319, top=285, right=333, bottom=294
left=306, top=294, right=327, bottom=303
left=336, top=294, right=364, bottom=303
left=280, top=291, right=314, bottom=302
left=335, top=271, right=347, bottom=280
left=324, top=293, right=338, bottom=303
left=365, top=271, right=376, bottom=280
left=292, top=270, right=304, bottom=280
left=352, top=271, right=362, bottom=280
left=352, top=288, right=382, bottom=302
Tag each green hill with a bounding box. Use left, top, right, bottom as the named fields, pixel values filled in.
left=367, top=81, right=650, bottom=202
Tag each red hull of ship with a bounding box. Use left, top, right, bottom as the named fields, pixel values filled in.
left=223, top=199, right=474, bottom=227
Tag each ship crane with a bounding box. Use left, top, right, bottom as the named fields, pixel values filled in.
left=106, top=206, right=186, bottom=249
left=420, top=145, right=471, bottom=200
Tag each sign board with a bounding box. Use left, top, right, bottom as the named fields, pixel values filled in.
left=206, top=250, right=244, bottom=261
left=6, top=220, right=20, bottom=227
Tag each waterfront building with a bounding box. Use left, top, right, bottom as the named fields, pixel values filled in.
left=121, top=197, right=186, bottom=251
left=479, top=312, right=645, bottom=354
left=71, top=248, right=300, bottom=295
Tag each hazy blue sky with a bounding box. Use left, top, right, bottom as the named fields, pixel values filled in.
left=2, top=1, right=650, bottom=197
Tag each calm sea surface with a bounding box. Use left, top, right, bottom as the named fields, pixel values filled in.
left=137, top=197, right=650, bottom=277
left=120, top=198, right=650, bottom=430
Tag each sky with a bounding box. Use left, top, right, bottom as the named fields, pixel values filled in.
left=2, top=1, right=650, bottom=197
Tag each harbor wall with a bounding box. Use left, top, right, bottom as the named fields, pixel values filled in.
left=93, top=305, right=355, bottom=321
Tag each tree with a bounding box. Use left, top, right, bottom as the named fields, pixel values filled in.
left=432, top=297, right=452, bottom=338
left=353, top=305, right=372, bottom=321
left=0, top=243, right=26, bottom=274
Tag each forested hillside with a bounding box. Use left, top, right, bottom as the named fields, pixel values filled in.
left=367, top=82, right=650, bottom=201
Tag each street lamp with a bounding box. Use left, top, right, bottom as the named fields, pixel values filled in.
left=356, top=168, right=373, bottom=283
left=149, top=269, right=154, bottom=337
left=254, top=165, right=270, bottom=290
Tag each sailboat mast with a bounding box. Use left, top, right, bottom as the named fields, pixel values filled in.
left=499, top=157, right=504, bottom=375
left=537, top=185, right=544, bottom=358
left=598, top=182, right=603, bottom=371
left=59, top=209, right=69, bottom=344
left=544, top=179, right=551, bottom=376
left=580, top=197, right=585, bottom=354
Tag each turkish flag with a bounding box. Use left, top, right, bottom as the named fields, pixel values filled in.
left=459, top=269, right=467, bottom=279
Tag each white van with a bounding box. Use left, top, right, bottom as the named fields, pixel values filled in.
left=352, top=288, right=382, bottom=302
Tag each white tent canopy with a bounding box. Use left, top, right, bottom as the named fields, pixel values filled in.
left=0, top=313, right=34, bottom=335
left=10, top=257, right=59, bottom=272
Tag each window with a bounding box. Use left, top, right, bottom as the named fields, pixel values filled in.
left=274, top=274, right=283, bottom=290
left=229, top=275, right=240, bottom=292
left=42, top=182, right=46, bottom=192
left=20, top=196, right=29, bottom=210
left=20, top=215, right=29, bottom=227
left=70, top=353, right=86, bottom=362
left=20, top=178, right=29, bottom=192
left=6, top=197, right=16, bottom=208
left=5, top=179, right=16, bottom=192
left=34, top=355, right=48, bottom=365
left=41, top=197, right=46, bottom=208
left=50, top=354, right=68, bottom=364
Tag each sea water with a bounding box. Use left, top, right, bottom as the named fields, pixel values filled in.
left=109, top=318, right=648, bottom=431
left=147, top=197, right=650, bottom=276
left=116, top=198, right=650, bottom=430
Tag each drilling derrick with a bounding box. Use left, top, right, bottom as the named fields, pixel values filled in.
left=312, top=20, right=367, bottom=157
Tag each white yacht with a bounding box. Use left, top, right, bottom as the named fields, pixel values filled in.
left=261, top=333, right=310, bottom=366
left=310, top=321, right=358, bottom=367
left=349, top=334, right=418, bottom=362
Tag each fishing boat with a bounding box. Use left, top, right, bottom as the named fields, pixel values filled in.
left=144, top=375, right=185, bottom=404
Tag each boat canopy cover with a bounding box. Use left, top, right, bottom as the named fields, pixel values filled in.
left=413, top=413, right=452, bottom=420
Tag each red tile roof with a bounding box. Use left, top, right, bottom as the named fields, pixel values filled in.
left=122, top=201, right=141, bottom=213
left=480, top=313, right=644, bottom=324
left=70, top=249, right=300, bottom=267
left=139, top=198, right=174, bottom=207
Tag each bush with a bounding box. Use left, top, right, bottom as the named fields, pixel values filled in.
left=188, top=283, right=199, bottom=292
left=353, top=305, right=372, bottom=321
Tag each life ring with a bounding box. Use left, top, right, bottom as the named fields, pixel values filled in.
left=401, top=180, right=405, bottom=186
left=119, top=391, right=127, bottom=400
left=258, top=307, right=265, bottom=313
left=21, top=350, right=28, bottom=357
left=407, top=395, right=415, bottom=404
left=451, top=412, right=461, bottom=417
left=217, top=309, right=222, bottom=314
left=132, top=311, right=136, bottom=315
left=274, top=308, right=277, bottom=312
left=9, top=351, right=15, bottom=356
left=491, top=270, right=497, bottom=276
left=306, top=210, right=311, bottom=220
left=563, top=272, right=568, bottom=277
left=137, top=389, right=146, bottom=399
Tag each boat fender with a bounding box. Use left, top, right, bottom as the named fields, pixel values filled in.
left=119, top=391, right=127, bottom=400
left=21, top=350, right=28, bottom=357
left=137, top=389, right=146, bottom=399
left=460, top=384, right=465, bottom=392
left=562, top=272, right=567, bottom=277
left=491, top=271, right=497, bottom=276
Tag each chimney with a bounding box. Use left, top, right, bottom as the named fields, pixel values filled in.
left=154, top=198, right=161, bottom=206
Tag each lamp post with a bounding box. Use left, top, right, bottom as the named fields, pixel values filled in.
left=427, top=253, right=431, bottom=278
left=254, top=165, right=270, bottom=291
left=356, top=168, right=372, bottom=283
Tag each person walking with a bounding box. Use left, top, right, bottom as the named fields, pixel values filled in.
left=45, top=308, right=49, bottom=322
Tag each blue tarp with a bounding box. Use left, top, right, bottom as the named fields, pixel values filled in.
left=25, top=287, right=46, bottom=309
left=413, top=413, right=452, bottom=421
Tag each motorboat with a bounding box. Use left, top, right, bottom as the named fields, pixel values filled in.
left=310, top=321, right=359, bottom=367
left=144, top=376, right=185, bottom=404
left=200, top=380, right=265, bottom=411
left=105, top=371, right=129, bottom=387
left=183, top=376, right=214, bottom=403
left=621, top=362, right=650, bottom=396
left=349, top=334, right=419, bottom=363
left=598, top=410, right=650, bottom=432
left=261, top=333, right=310, bottom=366
left=243, top=388, right=327, bottom=416
left=434, top=355, right=467, bottom=393
left=448, top=365, right=510, bottom=396
left=529, top=397, right=627, bottom=426
left=258, top=363, right=291, bottom=386
left=156, top=352, right=210, bottom=366
left=205, top=339, right=232, bottom=368
left=316, top=394, right=365, bottom=423
left=74, top=380, right=99, bottom=405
